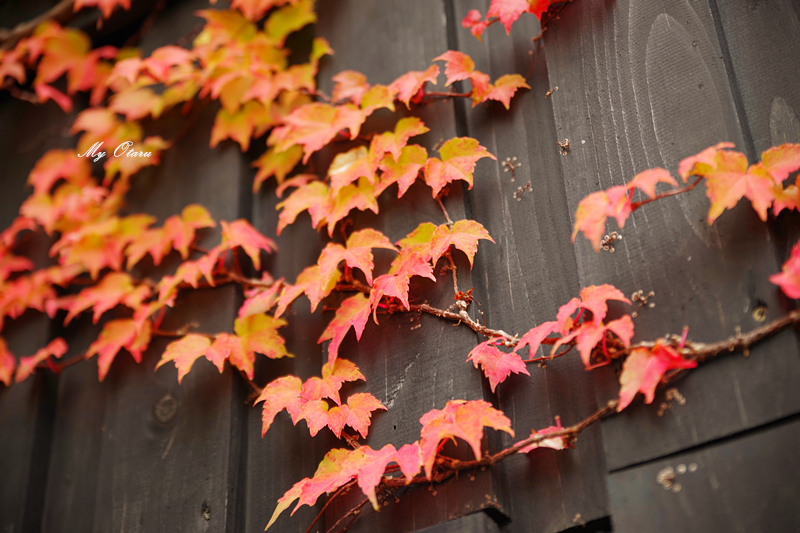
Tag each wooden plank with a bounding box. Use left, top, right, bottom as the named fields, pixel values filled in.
left=449, top=1, right=610, bottom=531
left=417, top=511, right=500, bottom=533
left=542, top=0, right=800, bottom=471
left=0, top=90, right=75, bottom=533
left=607, top=416, right=800, bottom=532
left=243, top=0, right=507, bottom=531
left=40, top=2, right=250, bottom=531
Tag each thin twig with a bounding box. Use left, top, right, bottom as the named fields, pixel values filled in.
left=305, top=480, right=356, bottom=533
left=630, top=176, right=703, bottom=210
left=444, top=249, right=458, bottom=295
left=326, top=497, right=370, bottom=533
left=435, top=195, right=454, bottom=226
left=237, top=368, right=261, bottom=394
left=422, top=91, right=471, bottom=99
left=0, top=0, right=75, bottom=48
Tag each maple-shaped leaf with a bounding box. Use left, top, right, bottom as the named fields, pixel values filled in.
left=298, top=400, right=331, bottom=436
left=360, top=84, right=398, bottom=115
left=389, top=65, right=439, bottom=108
left=626, top=168, right=679, bottom=198
left=0, top=217, right=37, bottom=248
left=274, top=265, right=341, bottom=317
left=555, top=284, right=630, bottom=332
left=419, top=400, right=513, bottom=479
left=571, top=185, right=631, bottom=252
left=518, top=416, right=569, bottom=453
left=0, top=248, right=34, bottom=280
left=617, top=343, right=697, bottom=411
left=252, top=145, right=304, bottom=191
left=770, top=240, right=800, bottom=299
left=462, top=9, right=490, bottom=41
left=703, top=153, right=776, bottom=224
left=300, top=358, right=365, bottom=406
left=430, top=219, right=494, bottom=267
left=268, top=103, right=365, bottom=163
left=328, top=146, right=376, bottom=194
left=234, top=314, right=291, bottom=377
left=109, top=87, right=164, bottom=121
left=154, top=334, right=228, bottom=383
left=28, top=149, right=92, bottom=195
left=210, top=101, right=273, bottom=152
left=370, top=117, right=429, bottom=166
left=332, top=70, right=370, bottom=105
left=255, top=375, right=303, bottom=436
left=377, top=145, right=428, bottom=198
left=239, top=281, right=282, bottom=320
left=318, top=293, right=371, bottom=362
left=369, top=252, right=436, bottom=322
left=86, top=319, right=151, bottom=381
left=14, top=338, right=68, bottom=383
left=325, top=177, right=380, bottom=236
left=317, top=228, right=396, bottom=286
left=480, top=74, right=529, bottom=109
left=396, top=222, right=436, bottom=261
left=423, top=137, right=496, bottom=197
left=434, top=51, right=475, bottom=86
left=221, top=219, right=276, bottom=270
left=0, top=338, right=15, bottom=386
left=74, top=0, right=131, bottom=18
left=65, top=272, right=150, bottom=325
left=276, top=180, right=331, bottom=234
left=276, top=174, right=318, bottom=198
left=514, top=320, right=558, bottom=356
left=487, top=0, right=545, bottom=33
left=265, top=0, right=316, bottom=46
left=760, top=143, right=800, bottom=183
left=331, top=392, right=387, bottom=438
left=467, top=339, right=529, bottom=392
left=554, top=314, right=635, bottom=368
left=678, top=142, right=736, bottom=181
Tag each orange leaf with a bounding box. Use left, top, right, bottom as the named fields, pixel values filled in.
left=433, top=51, right=475, bottom=86
left=617, top=343, right=696, bottom=411
left=430, top=219, right=494, bottom=267
left=221, top=219, right=276, bottom=270
left=155, top=334, right=213, bottom=383
left=318, top=293, right=371, bottom=362
left=423, top=137, right=495, bottom=197
left=389, top=65, right=439, bottom=108
left=86, top=319, right=151, bottom=381
left=15, top=338, right=68, bottom=383
left=254, top=375, right=303, bottom=436
left=0, top=338, right=15, bottom=386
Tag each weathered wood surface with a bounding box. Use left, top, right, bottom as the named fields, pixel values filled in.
left=607, top=416, right=800, bottom=533
left=1, top=0, right=800, bottom=532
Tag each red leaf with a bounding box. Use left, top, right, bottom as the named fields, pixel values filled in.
left=28, top=149, right=91, bottom=195
left=514, top=321, right=558, bottom=355
left=276, top=180, right=331, bottom=234
left=419, top=400, right=513, bottom=479
left=467, top=339, right=529, bottom=392
left=221, top=219, right=277, bottom=270
left=760, top=143, right=800, bottom=183
left=701, top=149, right=776, bottom=224
left=65, top=272, right=150, bottom=325
left=239, top=281, right=282, bottom=320
left=617, top=343, right=696, bottom=411
left=86, top=319, right=151, bottom=381
left=423, top=137, right=495, bottom=197
left=234, top=314, right=291, bottom=375
left=430, top=219, right=494, bottom=267
left=318, top=228, right=396, bottom=286
left=275, top=264, right=341, bottom=317
left=334, top=392, right=386, bottom=438
left=518, top=416, right=568, bottom=454
left=369, top=253, right=435, bottom=322
left=389, top=65, right=439, bottom=108
left=571, top=185, right=632, bottom=251
left=74, top=0, right=131, bottom=18
left=626, top=167, right=678, bottom=198
left=462, top=9, right=490, bottom=41
left=155, top=334, right=215, bottom=383
left=325, top=178, right=379, bottom=236
left=377, top=145, right=428, bottom=198
left=482, top=74, right=529, bottom=109
left=369, top=117, right=429, bottom=166
left=318, top=293, right=371, bottom=362
left=678, top=142, right=736, bottom=181
left=433, top=51, right=475, bottom=86
left=268, top=103, right=365, bottom=163
left=301, top=358, right=365, bottom=406
left=328, top=146, right=376, bottom=195
left=770, top=240, right=800, bottom=299
left=332, top=70, right=370, bottom=105
left=255, top=375, right=303, bottom=436
left=15, top=338, right=68, bottom=383
left=0, top=338, right=15, bottom=386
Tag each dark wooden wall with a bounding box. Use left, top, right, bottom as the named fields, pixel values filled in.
left=1, top=0, right=799, bottom=532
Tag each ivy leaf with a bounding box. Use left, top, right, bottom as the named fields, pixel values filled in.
left=255, top=375, right=303, bottom=436
left=265, top=0, right=317, bottom=46
left=626, top=168, right=679, bottom=198
left=423, top=137, right=496, bottom=197
left=770, top=240, right=800, bottom=299
left=234, top=314, right=291, bottom=374
left=252, top=145, right=304, bottom=191
left=221, top=219, right=277, bottom=270
left=487, top=0, right=548, bottom=33
left=15, top=338, right=68, bottom=383
left=64, top=272, right=151, bottom=325
left=268, top=103, right=365, bottom=163
left=318, top=228, right=396, bottom=286
left=155, top=334, right=214, bottom=383
left=430, top=219, right=494, bottom=267
left=74, top=0, right=131, bottom=18
left=109, top=87, right=163, bottom=121
left=334, top=392, right=386, bottom=438
left=433, top=51, right=475, bottom=86
left=325, top=177, right=379, bottom=236
left=369, top=252, right=436, bottom=322
left=518, top=416, right=569, bottom=454
left=318, top=293, right=371, bottom=362
left=301, top=358, right=365, bottom=406
left=706, top=158, right=776, bottom=225
left=419, top=400, right=513, bottom=479
left=462, top=9, right=490, bottom=41
left=0, top=338, right=15, bottom=386
left=360, top=84, right=398, bottom=115
left=678, top=142, right=736, bottom=181
left=328, top=146, right=376, bottom=195
left=86, top=319, right=151, bottom=381
left=210, top=101, right=273, bottom=152
left=480, top=74, right=529, bottom=109
left=389, top=65, right=439, bottom=108
left=332, top=70, right=370, bottom=105
left=239, top=281, right=282, bottom=320
left=467, top=339, right=529, bottom=392
left=276, top=180, right=331, bottom=234
left=396, top=222, right=436, bottom=261
left=617, top=343, right=697, bottom=411
left=555, top=284, right=630, bottom=332
left=377, top=145, right=428, bottom=198
left=275, top=265, right=341, bottom=317
left=571, top=185, right=631, bottom=252
left=760, top=143, right=800, bottom=183
left=28, top=149, right=91, bottom=195
left=514, top=321, right=558, bottom=355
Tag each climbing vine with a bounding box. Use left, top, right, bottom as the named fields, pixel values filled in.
left=0, top=0, right=799, bottom=531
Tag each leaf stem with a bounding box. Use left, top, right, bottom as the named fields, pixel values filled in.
left=630, top=176, right=703, bottom=210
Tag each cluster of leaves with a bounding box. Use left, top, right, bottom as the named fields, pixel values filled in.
left=462, top=0, right=559, bottom=40
left=572, top=143, right=800, bottom=251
